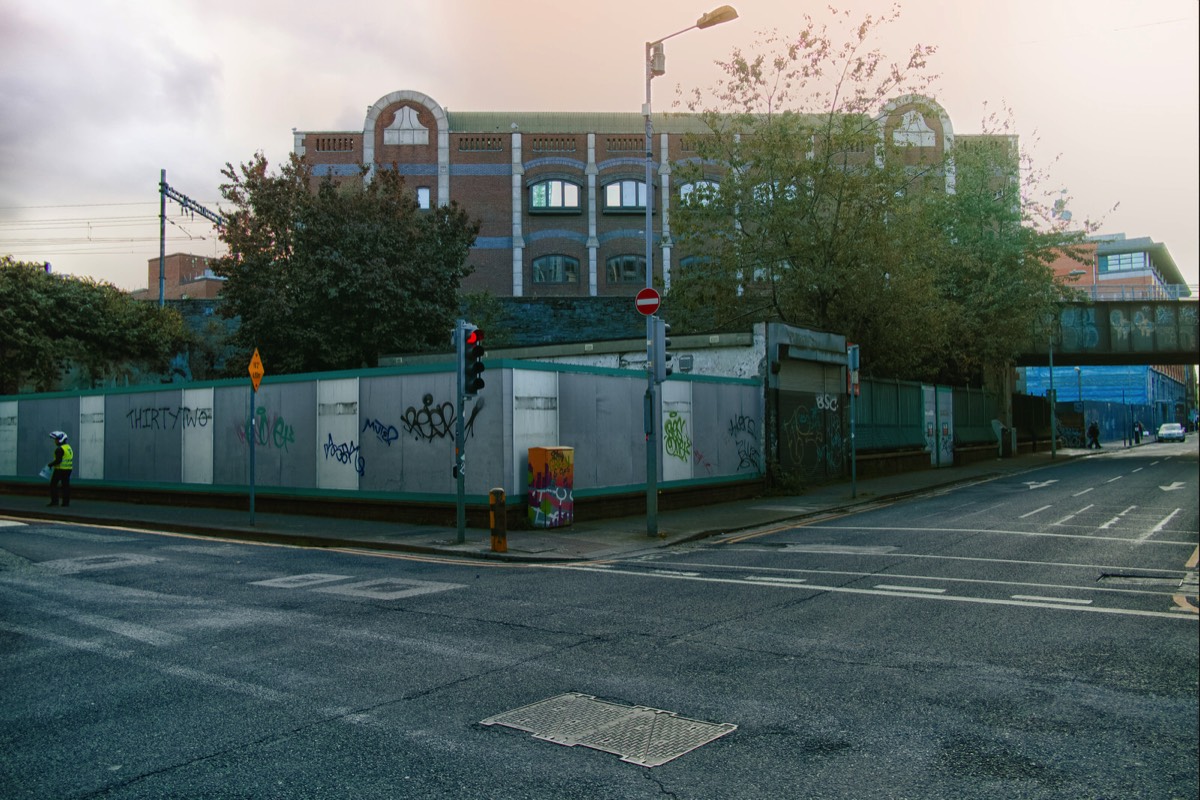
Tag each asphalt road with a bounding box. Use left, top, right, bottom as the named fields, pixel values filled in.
left=1, top=442, right=1196, bottom=799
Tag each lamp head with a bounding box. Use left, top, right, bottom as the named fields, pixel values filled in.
left=697, top=5, right=738, bottom=29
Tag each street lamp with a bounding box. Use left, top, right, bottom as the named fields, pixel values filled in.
left=643, top=5, right=738, bottom=538
left=1074, top=366, right=1082, bottom=402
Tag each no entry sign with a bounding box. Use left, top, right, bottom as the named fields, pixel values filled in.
left=635, top=287, right=661, bottom=316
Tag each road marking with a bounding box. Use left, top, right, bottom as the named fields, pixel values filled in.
left=744, top=575, right=808, bottom=584
left=1020, top=505, right=1052, bottom=519
left=1137, top=509, right=1182, bottom=544
left=796, top=524, right=1194, bottom=547
left=1132, top=467, right=1143, bottom=473
left=39, top=554, right=162, bottom=573
left=313, top=578, right=466, bottom=601
left=1187, top=546, right=1199, bottom=569
left=1106, top=476, right=1123, bottom=483
left=652, top=570, right=702, bottom=577
left=0, top=520, right=27, bottom=528
left=874, top=585, right=946, bottom=594
left=1072, top=488, right=1094, bottom=497
left=1054, top=504, right=1093, bottom=525
left=553, top=566, right=1195, bottom=620
left=1159, top=482, right=1185, bottom=492
left=252, top=573, right=351, bottom=589
left=1011, top=595, right=1092, bottom=605
left=1024, top=480, right=1058, bottom=490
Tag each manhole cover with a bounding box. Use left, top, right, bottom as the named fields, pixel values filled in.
left=481, top=692, right=736, bottom=767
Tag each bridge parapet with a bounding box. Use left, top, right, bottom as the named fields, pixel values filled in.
left=1019, top=296, right=1198, bottom=366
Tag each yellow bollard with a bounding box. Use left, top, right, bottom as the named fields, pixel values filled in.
left=489, top=488, right=507, bottom=553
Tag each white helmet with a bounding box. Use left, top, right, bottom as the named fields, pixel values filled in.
left=49, top=431, right=68, bottom=444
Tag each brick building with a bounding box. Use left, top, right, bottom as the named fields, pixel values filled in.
left=129, top=253, right=224, bottom=301
left=292, top=90, right=969, bottom=299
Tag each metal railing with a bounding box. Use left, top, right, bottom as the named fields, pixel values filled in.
left=1070, top=284, right=1196, bottom=302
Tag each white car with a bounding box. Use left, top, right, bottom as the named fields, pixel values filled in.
left=1156, top=423, right=1186, bottom=443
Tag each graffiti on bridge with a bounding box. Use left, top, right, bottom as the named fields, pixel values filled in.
left=399, top=394, right=484, bottom=442
left=362, top=417, right=399, bottom=446
left=127, top=406, right=212, bottom=430
left=235, top=407, right=296, bottom=451
left=781, top=400, right=844, bottom=478
left=323, top=433, right=364, bottom=476
left=664, top=411, right=692, bottom=462
left=728, top=413, right=762, bottom=473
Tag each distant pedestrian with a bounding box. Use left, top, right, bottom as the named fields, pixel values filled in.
left=1086, top=421, right=1101, bottom=449
left=1133, top=421, right=1143, bottom=444
left=46, top=431, right=73, bottom=507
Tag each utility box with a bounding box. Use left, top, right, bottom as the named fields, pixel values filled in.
left=528, top=447, right=574, bottom=528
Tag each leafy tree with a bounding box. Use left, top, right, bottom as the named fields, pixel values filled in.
left=669, top=7, right=1090, bottom=384
left=0, top=256, right=190, bottom=394
left=214, top=154, right=480, bottom=375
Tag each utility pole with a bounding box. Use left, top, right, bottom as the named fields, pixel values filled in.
left=158, top=169, right=226, bottom=307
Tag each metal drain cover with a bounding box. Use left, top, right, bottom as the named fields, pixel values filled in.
left=481, top=692, right=736, bottom=768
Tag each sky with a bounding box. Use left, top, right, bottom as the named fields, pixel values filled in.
left=1, top=0, right=1197, bottom=291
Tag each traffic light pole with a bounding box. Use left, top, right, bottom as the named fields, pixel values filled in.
left=454, top=320, right=467, bottom=542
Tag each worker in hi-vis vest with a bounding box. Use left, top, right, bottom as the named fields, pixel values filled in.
left=47, top=430, right=73, bottom=507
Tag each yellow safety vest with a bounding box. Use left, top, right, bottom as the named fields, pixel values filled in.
left=58, top=443, right=74, bottom=471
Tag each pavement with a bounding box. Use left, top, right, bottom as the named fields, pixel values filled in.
left=0, top=449, right=1093, bottom=563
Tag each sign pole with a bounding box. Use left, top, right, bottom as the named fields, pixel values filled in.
left=249, top=385, right=256, bottom=526
left=247, top=349, right=265, bottom=526
left=454, top=320, right=466, bottom=543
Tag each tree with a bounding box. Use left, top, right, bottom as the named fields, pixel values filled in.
left=0, top=257, right=190, bottom=394
left=214, top=154, right=480, bottom=375
left=668, top=6, right=1090, bottom=384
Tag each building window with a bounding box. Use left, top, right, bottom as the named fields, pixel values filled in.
left=532, top=255, right=580, bottom=284
left=606, top=255, right=646, bottom=284
left=603, top=180, right=646, bottom=212
left=679, top=180, right=719, bottom=207
left=457, top=136, right=504, bottom=152
left=416, top=187, right=431, bottom=210
left=530, top=179, right=581, bottom=212
left=606, top=137, right=642, bottom=152
left=1100, top=252, right=1148, bottom=273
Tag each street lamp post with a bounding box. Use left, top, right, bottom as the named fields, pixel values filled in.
left=1074, top=366, right=1082, bottom=403
left=643, top=5, right=737, bottom=538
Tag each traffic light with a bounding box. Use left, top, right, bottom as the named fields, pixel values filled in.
left=652, top=316, right=673, bottom=384
left=463, top=325, right=486, bottom=395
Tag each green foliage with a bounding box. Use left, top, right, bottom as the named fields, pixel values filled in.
left=0, top=256, right=190, bottom=394
left=213, top=154, right=480, bottom=375
left=669, top=7, right=1091, bottom=384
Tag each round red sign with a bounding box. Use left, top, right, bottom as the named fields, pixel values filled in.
left=635, top=287, right=661, bottom=316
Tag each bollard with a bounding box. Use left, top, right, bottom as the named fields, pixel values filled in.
left=489, top=487, right=507, bottom=553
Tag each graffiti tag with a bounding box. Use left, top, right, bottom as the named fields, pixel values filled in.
left=323, top=433, right=364, bottom=476
left=127, top=406, right=212, bottom=430
left=664, top=411, right=691, bottom=462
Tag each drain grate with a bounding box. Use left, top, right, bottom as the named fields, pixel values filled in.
left=481, top=692, right=736, bottom=768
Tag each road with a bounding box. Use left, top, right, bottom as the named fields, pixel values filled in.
left=1, top=443, right=1196, bottom=799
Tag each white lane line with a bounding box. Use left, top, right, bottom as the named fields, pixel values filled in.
left=797, top=524, right=1194, bottom=546
left=1011, top=595, right=1092, bottom=606
left=1137, top=509, right=1182, bottom=544
left=744, top=576, right=809, bottom=584
left=1106, top=476, right=1123, bottom=483
left=874, top=585, right=946, bottom=594
left=553, top=566, right=1194, bottom=620
left=651, top=570, right=702, bottom=578
left=1132, top=468, right=1143, bottom=473
left=1072, top=488, right=1094, bottom=497
left=1020, top=505, right=1052, bottom=519
left=1054, top=504, right=1093, bottom=526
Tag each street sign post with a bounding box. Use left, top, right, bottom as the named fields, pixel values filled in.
left=635, top=287, right=661, bottom=316
left=247, top=349, right=264, bottom=525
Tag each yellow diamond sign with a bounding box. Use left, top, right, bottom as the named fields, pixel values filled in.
left=248, top=348, right=265, bottom=392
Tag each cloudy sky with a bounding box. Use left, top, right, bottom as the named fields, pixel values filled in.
left=1, top=0, right=1197, bottom=291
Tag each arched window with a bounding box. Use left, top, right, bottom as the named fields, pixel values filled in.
left=530, top=180, right=581, bottom=212
left=606, top=254, right=646, bottom=284
left=532, top=255, right=579, bottom=284
left=603, top=179, right=646, bottom=212
left=679, top=180, right=719, bottom=206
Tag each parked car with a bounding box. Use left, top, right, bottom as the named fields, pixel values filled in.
left=1156, top=422, right=1186, bottom=442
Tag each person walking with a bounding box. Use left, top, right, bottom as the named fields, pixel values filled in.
left=1086, top=420, right=1101, bottom=449
left=46, top=431, right=73, bottom=507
